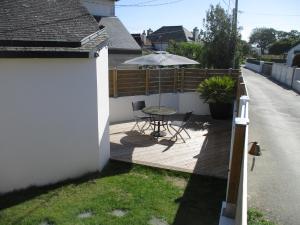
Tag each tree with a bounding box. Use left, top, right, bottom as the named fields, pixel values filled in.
left=249, top=28, right=276, bottom=54
left=269, top=38, right=300, bottom=55
left=239, top=40, right=251, bottom=58
left=167, top=41, right=203, bottom=63
left=200, top=4, right=235, bottom=68
left=288, top=30, right=300, bottom=40
left=268, top=39, right=294, bottom=55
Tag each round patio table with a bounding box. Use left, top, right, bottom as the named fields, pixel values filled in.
left=142, top=106, right=177, bottom=137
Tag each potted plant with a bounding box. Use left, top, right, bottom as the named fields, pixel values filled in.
left=197, top=75, right=235, bottom=119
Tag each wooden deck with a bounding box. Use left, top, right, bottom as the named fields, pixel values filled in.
left=110, top=115, right=232, bottom=179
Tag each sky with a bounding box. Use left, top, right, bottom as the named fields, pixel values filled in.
left=115, top=0, right=300, bottom=41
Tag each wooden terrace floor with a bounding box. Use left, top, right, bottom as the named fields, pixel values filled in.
left=110, top=115, right=232, bottom=179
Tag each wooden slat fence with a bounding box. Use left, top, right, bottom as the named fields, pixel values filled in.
left=109, top=68, right=241, bottom=97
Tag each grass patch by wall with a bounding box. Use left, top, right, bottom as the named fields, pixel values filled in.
left=248, top=208, right=277, bottom=225
left=0, top=160, right=227, bottom=225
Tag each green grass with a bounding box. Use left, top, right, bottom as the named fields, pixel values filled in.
left=0, top=161, right=227, bottom=225
left=248, top=208, right=277, bottom=225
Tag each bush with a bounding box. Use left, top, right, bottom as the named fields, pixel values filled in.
left=248, top=208, right=277, bottom=225
left=196, top=75, right=235, bottom=103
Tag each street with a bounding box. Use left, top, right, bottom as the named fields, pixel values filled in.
left=243, top=68, right=300, bottom=225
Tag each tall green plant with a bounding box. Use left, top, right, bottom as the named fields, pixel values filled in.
left=200, top=4, right=236, bottom=68
left=197, top=76, right=235, bottom=103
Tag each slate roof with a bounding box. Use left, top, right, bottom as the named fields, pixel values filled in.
left=97, top=17, right=141, bottom=53
left=0, top=0, right=108, bottom=57
left=148, top=26, right=193, bottom=43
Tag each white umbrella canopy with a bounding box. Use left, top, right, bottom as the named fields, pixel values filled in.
left=123, top=51, right=199, bottom=66
left=123, top=52, right=199, bottom=107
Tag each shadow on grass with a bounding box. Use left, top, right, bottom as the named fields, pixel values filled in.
left=0, top=160, right=133, bottom=211
left=173, top=174, right=227, bottom=225
left=172, top=117, right=229, bottom=225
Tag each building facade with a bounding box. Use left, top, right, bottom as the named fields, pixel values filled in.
left=82, top=0, right=142, bottom=68
left=0, top=0, right=110, bottom=193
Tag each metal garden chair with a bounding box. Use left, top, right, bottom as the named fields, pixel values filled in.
left=131, top=101, right=152, bottom=134
left=169, top=112, right=193, bottom=143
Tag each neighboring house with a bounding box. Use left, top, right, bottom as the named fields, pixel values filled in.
left=132, top=33, right=144, bottom=47
left=287, top=43, right=300, bottom=67
left=81, top=0, right=142, bottom=68
left=148, top=26, right=198, bottom=51
left=98, top=17, right=142, bottom=68
left=250, top=46, right=262, bottom=56
left=0, top=0, right=110, bottom=193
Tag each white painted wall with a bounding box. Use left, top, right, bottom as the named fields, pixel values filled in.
left=244, top=61, right=264, bottom=73
left=109, top=92, right=210, bottom=123
left=0, top=49, right=110, bottom=193
left=271, top=63, right=295, bottom=87
left=96, top=47, right=110, bottom=170
left=178, top=92, right=210, bottom=115
left=81, top=0, right=115, bottom=16
left=292, top=68, right=300, bottom=93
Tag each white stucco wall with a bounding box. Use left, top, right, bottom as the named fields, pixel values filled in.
left=0, top=49, right=110, bottom=193
left=81, top=0, right=115, bottom=16
left=271, top=63, right=295, bottom=87
left=292, top=68, right=300, bottom=93
left=109, top=92, right=210, bottom=123
left=96, top=47, right=110, bottom=170
left=244, top=61, right=264, bottom=73
left=178, top=92, right=210, bottom=115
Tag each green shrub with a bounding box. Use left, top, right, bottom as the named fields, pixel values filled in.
left=248, top=208, right=277, bottom=225
left=196, top=75, right=235, bottom=103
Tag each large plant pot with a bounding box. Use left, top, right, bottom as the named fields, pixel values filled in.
left=209, top=103, right=233, bottom=119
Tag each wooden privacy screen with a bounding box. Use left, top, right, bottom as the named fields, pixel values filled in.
left=109, top=68, right=241, bottom=97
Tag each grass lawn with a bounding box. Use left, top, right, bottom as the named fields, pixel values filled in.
left=248, top=208, right=277, bottom=225
left=0, top=160, right=227, bottom=225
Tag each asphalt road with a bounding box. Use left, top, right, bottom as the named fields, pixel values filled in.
left=243, top=68, right=300, bottom=225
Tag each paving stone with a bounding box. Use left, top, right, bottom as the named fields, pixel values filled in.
left=78, top=211, right=93, bottom=219
left=111, top=209, right=127, bottom=217
left=148, top=216, right=169, bottom=225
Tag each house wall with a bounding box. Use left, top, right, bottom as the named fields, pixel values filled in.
left=109, top=92, right=210, bottom=123
left=81, top=0, right=115, bottom=16
left=0, top=52, right=110, bottom=193
left=287, top=44, right=300, bottom=66
left=292, top=68, right=300, bottom=93
left=96, top=47, right=110, bottom=169
left=153, top=43, right=169, bottom=51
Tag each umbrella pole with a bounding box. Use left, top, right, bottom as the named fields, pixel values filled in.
left=158, top=67, right=161, bottom=108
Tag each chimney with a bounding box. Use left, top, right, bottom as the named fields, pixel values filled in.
left=193, top=27, right=199, bottom=41
left=147, top=28, right=153, bottom=36
left=141, top=30, right=147, bottom=44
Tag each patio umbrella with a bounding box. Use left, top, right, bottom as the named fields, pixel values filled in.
left=123, top=51, right=199, bottom=107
